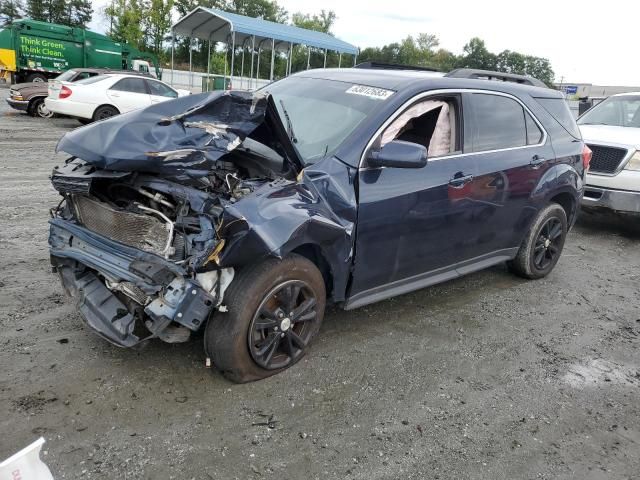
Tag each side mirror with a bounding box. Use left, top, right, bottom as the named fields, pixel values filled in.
left=367, top=140, right=428, bottom=169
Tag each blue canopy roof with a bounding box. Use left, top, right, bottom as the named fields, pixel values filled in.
left=172, top=7, right=358, bottom=55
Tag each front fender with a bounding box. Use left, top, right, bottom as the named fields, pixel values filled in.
left=216, top=157, right=357, bottom=302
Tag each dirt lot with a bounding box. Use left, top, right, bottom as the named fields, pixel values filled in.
left=0, top=87, right=639, bottom=480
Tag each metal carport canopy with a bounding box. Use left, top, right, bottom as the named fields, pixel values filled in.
left=171, top=7, right=359, bottom=54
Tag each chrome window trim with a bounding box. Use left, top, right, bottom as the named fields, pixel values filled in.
left=358, top=88, right=549, bottom=170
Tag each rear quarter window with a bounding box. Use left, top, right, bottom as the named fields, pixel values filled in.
left=535, top=97, right=581, bottom=139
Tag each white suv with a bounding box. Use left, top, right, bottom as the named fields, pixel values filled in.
left=577, top=93, right=640, bottom=214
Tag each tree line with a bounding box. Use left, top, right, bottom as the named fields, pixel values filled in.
left=0, top=0, right=554, bottom=84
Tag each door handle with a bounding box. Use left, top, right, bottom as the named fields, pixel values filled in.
left=530, top=155, right=546, bottom=167
left=448, top=173, right=474, bottom=188
left=110, top=93, right=120, bottom=97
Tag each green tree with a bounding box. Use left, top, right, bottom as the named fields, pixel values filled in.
left=0, top=0, right=23, bottom=25
left=458, top=37, right=496, bottom=70
left=144, top=0, right=173, bottom=56
left=291, top=9, right=335, bottom=33
left=106, top=0, right=144, bottom=48
left=228, top=0, right=287, bottom=22
left=25, top=0, right=91, bottom=26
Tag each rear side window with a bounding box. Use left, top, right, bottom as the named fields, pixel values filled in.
left=111, top=78, right=148, bottom=94
left=536, top=97, right=581, bottom=139
left=146, top=80, right=177, bottom=98
left=466, top=93, right=537, bottom=152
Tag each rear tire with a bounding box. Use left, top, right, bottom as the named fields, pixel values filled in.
left=26, top=73, right=47, bottom=83
left=205, top=254, right=326, bottom=383
left=93, top=105, right=119, bottom=121
left=509, top=203, right=568, bottom=279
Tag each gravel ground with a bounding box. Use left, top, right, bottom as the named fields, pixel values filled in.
left=1, top=87, right=639, bottom=480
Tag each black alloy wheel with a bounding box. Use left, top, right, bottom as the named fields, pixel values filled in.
left=532, top=217, right=563, bottom=270
left=248, top=280, right=320, bottom=370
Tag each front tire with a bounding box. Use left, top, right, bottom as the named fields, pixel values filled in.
left=205, top=254, right=326, bottom=383
left=509, top=203, right=568, bottom=279
left=29, top=97, right=53, bottom=118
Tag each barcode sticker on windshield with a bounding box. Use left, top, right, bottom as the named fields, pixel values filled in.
left=345, top=85, right=394, bottom=100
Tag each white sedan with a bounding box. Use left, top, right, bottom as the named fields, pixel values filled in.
left=45, top=74, right=190, bottom=122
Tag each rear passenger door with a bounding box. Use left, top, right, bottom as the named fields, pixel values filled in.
left=460, top=92, right=554, bottom=262
left=107, top=77, right=151, bottom=113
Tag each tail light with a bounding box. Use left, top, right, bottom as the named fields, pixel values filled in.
left=582, top=145, right=592, bottom=170
left=59, top=85, right=72, bottom=99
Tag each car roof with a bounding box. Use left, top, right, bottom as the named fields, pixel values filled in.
left=66, top=68, right=150, bottom=76
left=292, top=68, right=561, bottom=98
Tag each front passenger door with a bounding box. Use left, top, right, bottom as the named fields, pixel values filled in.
left=107, top=77, right=151, bottom=113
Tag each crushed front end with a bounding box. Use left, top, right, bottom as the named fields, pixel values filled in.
left=47, top=90, right=294, bottom=347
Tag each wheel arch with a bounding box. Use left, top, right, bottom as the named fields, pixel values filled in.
left=549, top=191, right=577, bottom=225
left=27, top=95, right=47, bottom=113
left=288, top=243, right=335, bottom=302
left=92, top=103, right=120, bottom=120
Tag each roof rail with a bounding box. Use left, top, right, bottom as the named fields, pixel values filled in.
left=445, top=68, right=547, bottom=88
left=354, top=61, right=440, bottom=73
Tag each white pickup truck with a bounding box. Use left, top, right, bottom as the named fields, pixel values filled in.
left=577, top=93, right=640, bottom=214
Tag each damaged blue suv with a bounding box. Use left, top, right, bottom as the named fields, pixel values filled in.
left=49, top=67, right=589, bottom=382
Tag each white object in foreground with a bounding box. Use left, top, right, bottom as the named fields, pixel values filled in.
left=0, top=437, right=53, bottom=480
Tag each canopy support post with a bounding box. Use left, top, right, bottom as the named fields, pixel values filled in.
left=323, top=49, right=327, bottom=68
left=230, top=31, right=235, bottom=89
left=270, top=39, right=275, bottom=81
left=287, top=42, right=292, bottom=76
left=338, top=52, right=342, bottom=68
left=206, top=37, right=211, bottom=92
left=250, top=35, right=255, bottom=90
left=256, top=48, right=261, bottom=87
left=188, top=37, right=193, bottom=90
left=354, top=54, right=358, bottom=66
left=240, top=43, right=245, bottom=89
left=170, top=30, right=174, bottom=86
left=306, top=46, right=310, bottom=70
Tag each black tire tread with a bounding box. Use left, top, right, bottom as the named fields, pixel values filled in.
left=509, top=203, right=567, bottom=280
left=205, top=254, right=325, bottom=383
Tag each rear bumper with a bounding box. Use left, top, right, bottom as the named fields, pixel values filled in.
left=582, top=186, right=640, bottom=214
left=44, top=98, right=93, bottom=119
left=49, top=218, right=218, bottom=347
left=6, top=97, right=29, bottom=111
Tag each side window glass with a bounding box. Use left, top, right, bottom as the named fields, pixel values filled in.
left=525, top=112, right=543, bottom=145
left=111, top=78, right=148, bottom=94
left=75, top=72, right=92, bottom=81
left=468, top=93, right=527, bottom=152
left=382, top=98, right=457, bottom=157
left=147, top=80, right=178, bottom=98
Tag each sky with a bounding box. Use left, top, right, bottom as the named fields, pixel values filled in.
left=89, top=0, right=639, bottom=86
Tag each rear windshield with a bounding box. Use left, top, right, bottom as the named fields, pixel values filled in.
left=536, top=97, right=581, bottom=139
left=75, top=75, right=110, bottom=85
left=56, top=70, right=78, bottom=82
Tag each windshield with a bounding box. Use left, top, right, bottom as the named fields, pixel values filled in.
left=262, top=77, right=394, bottom=164
left=578, top=95, right=640, bottom=128
left=56, top=70, right=77, bottom=82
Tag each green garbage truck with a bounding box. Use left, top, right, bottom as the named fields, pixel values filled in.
left=0, top=19, right=161, bottom=84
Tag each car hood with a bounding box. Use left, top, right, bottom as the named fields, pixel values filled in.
left=11, top=82, right=47, bottom=94
left=56, top=90, right=299, bottom=176
left=579, top=124, right=640, bottom=149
